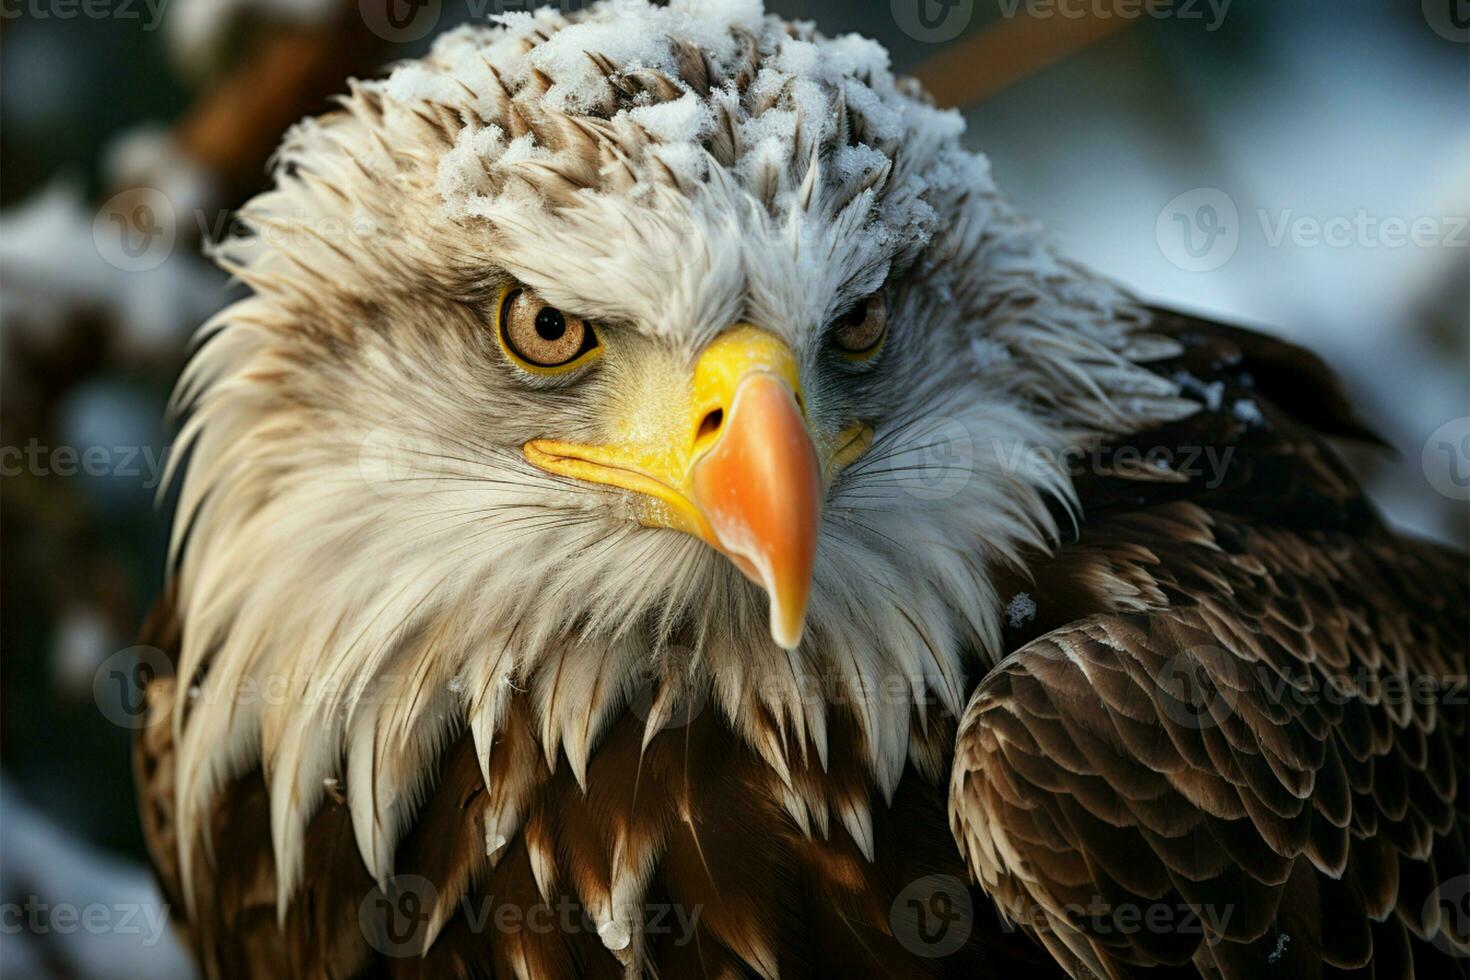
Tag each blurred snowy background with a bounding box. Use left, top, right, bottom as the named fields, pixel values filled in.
left=1, top=0, right=1465, bottom=975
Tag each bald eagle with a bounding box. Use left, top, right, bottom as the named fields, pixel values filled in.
left=133, top=3, right=1468, bottom=978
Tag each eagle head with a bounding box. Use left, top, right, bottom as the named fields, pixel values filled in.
left=166, top=0, right=1191, bottom=905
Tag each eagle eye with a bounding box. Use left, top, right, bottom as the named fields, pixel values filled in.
left=497, top=286, right=601, bottom=374
left=830, top=294, right=888, bottom=360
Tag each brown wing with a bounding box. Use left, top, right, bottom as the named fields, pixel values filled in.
left=950, top=508, right=1467, bottom=979
left=950, top=313, right=1469, bottom=980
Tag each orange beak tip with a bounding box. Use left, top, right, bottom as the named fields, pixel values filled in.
left=692, top=373, right=821, bottom=652
left=769, top=597, right=808, bottom=651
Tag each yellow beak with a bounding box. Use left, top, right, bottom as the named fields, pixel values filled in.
left=524, top=325, right=854, bottom=650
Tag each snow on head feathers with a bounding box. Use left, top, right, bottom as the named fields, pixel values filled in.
left=165, top=0, right=1192, bottom=917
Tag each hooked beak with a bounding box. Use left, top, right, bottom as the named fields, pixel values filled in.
left=689, top=368, right=819, bottom=649
left=524, top=325, right=867, bottom=650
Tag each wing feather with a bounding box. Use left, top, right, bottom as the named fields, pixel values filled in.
left=950, top=503, right=1468, bottom=979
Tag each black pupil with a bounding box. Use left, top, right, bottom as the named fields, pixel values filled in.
left=535, top=307, right=567, bottom=341
left=843, top=304, right=867, bottom=328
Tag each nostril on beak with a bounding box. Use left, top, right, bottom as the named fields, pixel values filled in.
left=697, top=408, right=724, bottom=445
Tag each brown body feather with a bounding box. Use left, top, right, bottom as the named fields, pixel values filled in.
left=136, top=314, right=1468, bottom=978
